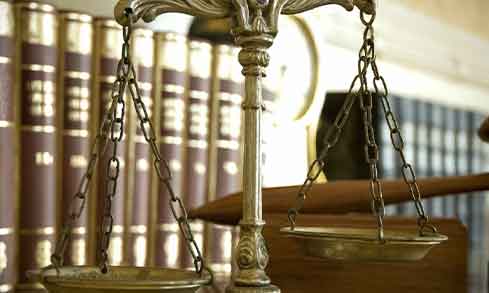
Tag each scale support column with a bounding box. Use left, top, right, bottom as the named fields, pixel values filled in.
left=114, top=0, right=376, bottom=292
left=227, top=2, right=278, bottom=289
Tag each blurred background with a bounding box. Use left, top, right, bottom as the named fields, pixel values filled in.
left=1, top=0, right=488, bottom=292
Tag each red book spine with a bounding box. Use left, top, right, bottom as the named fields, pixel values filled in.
left=0, top=1, right=17, bottom=292
left=125, top=28, right=154, bottom=267
left=93, top=19, right=126, bottom=266
left=58, top=11, right=93, bottom=267
left=15, top=2, right=58, bottom=289
left=153, top=33, right=188, bottom=268
left=180, top=39, right=212, bottom=269
left=206, top=44, right=243, bottom=275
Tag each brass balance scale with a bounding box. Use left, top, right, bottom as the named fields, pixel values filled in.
left=30, top=0, right=447, bottom=292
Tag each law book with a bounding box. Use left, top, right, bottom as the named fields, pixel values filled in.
left=180, top=39, right=212, bottom=269
left=468, top=112, right=486, bottom=292
left=455, top=109, right=470, bottom=226
left=443, top=108, right=457, bottom=217
left=92, top=19, right=127, bottom=267
left=430, top=103, right=445, bottom=217
left=151, top=32, right=188, bottom=268
left=205, top=44, right=243, bottom=275
left=387, top=95, right=405, bottom=215
left=398, top=97, right=417, bottom=216
left=381, top=95, right=400, bottom=215
left=125, top=27, right=154, bottom=267
left=14, top=2, right=58, bottom=291
left=0, top=1, right=17, bottom=292
left=57, top=10, right=93, bottom=267
left=415, top=101, right=430, bottom=214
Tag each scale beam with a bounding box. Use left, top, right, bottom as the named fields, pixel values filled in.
left=114, top=0, right=375, bottom=292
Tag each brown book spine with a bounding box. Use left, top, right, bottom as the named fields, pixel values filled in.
left=153, top=33, right=188, bottom=268
left=58, top=11, right=93, bottom=267
left=180, top=39, right=212, bottom=269
left=206, top=44, right=243, bottom=275
left=0, top=1, right=17, bottom=292
left=93, top=19, right=126, bottom=266
left=15, top=1, right=58, bottom=289
left=125, top=28, right=154, bottom=267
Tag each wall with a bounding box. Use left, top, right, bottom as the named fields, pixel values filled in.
left=41, top=0, right=193, bottom=34
left=401, top=0, right=489, bottom=40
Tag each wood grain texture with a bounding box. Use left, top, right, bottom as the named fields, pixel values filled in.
left=199, top=214, right=467, bottom=293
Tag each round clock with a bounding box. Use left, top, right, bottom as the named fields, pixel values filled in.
left=267, top=15, right=321, bottom=124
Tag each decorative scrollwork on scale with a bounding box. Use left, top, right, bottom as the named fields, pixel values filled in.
left=113, top=0, right=376, bottom=292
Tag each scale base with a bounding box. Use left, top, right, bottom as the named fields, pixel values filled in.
left=226, top=284, right=281, bottom=293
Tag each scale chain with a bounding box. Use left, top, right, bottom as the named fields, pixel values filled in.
left=365, top=17, right=437, bottom=235
left=288, top=10, right=438, bottom=238
left=123, top=8, right=206, bottom=274
left=287, top=78, right=358, bottom=228
left=49, top=76, right=122, bottom=271
left=50, top=7, right=208, bottom=276
left=357, top=11, right=385, bottom=241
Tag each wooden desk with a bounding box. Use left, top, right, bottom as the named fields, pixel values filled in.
left=202, top=214, right=467, bottom=293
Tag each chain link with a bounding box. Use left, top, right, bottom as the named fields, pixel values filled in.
left=287, top=79, right=358, bottom=228
left=50, top=7, right=209, bottom=276
left=288, top=10, right=438, bottom=238
left=368, top=15, right=437, bottom=235
left=122, top=10, right=207, bottom=274
left=49, top=69, right=122, bottom=271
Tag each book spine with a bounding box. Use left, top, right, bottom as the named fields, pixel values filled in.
left=455, top=110, right=469, bottom=226
left=380, top=96, right=398, bottom=215
left=58, top=11, right=93, bottom=267
left=399, top=98, right=417, bottom=215
left=93, top=19, right=126, bottom=266
left=468, top=112, right=479, bottom=288
left=206, top=44, right=243, bottom=275
left=430, top=104, right=445, bottom=217
left=125, top=28, right=154, bottom=267
left=443, top=108, right=457, bottom=217
left=180, top=39, right=212, bottom=269
left=0, top=1, right=17, bottom=292
left=15, top=2, right=58, bottom=289
left=416, top=101, right=430, bottom=214
left=153, top=32, right=188, bottom=268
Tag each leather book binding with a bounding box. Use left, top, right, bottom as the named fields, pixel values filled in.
left=180, top=39, right=212, bottom=269
left=152, top=32, right=188, bottom=268
left=205, top=44, right=243, bottom=275
left=15, top=2, right=58, bottom=290
left=0, top=1, right=17, bottom=292
left=125, top=28, right=154, bottom=267
left=93, top=19, right=127, bottom=267
left=58, top=10, right=93, bottom=267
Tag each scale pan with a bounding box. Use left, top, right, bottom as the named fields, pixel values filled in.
left=28, top=266, right=211, bottom=293
left=281, top=226, right=448, bottom=262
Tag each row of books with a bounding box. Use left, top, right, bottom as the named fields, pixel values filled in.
left=319, top=93, right=489, bottom=293
left=0, top=1, right=288, bottom=291
left=380, top=96, right=488, bottom=293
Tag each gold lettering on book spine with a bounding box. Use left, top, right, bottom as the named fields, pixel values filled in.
left=64, top=13, right=93, bottom=55
left=26, top=80, right=56, bottom=118
left=98, top=19, right=123, bottom=59
left=71, top=239, right=87, bottom=265
left=35, top=240, right=52, bottom=268
left=0, top=2, right=14, bottom=37
left=0, top=242, right=6, bottom=275
left=21, top=4, right=57, bottom=46
left=133, top=235, right=147, bottom=267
